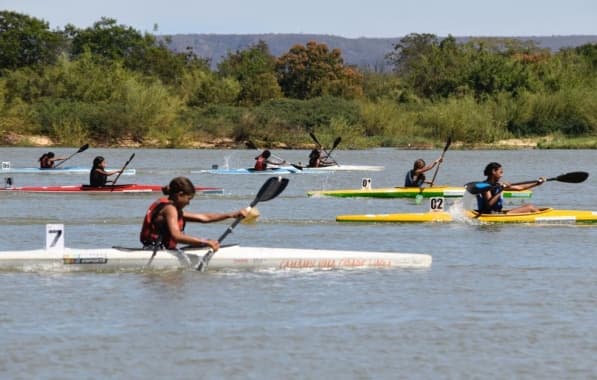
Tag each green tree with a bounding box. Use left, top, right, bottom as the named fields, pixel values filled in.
left=217, top=41, right=282, bottom=106
left=276, top=41, right=363, bottom=99
left=0, top=11, right=64, bottom=71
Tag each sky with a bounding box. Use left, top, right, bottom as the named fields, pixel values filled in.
left=3, top=0, right=596, bottom=38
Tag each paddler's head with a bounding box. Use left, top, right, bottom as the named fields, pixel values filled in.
left=163, top=176, right=196, bottom=208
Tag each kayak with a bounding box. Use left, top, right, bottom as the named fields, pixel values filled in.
left=308, top=186, right=532, bottom=199
left=0, top=166, right=136, bottom=175
left=0, top=245, right=432, bottom=272
left=336, top=208, right=597, bottom=224
left=194, top=164, right=384, bottom=175
left=0, top=184, right=224, bottom=194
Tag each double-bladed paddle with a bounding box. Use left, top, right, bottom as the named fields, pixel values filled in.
left=465, top=171, right=589, bottom=195
left=415, top=136, right=452, bottom=204
left=54, top=143, right=89, bottom=168
left=429, top=136, right=452, bottom=188
left=111, top=153, right=135, bottom=187
left=246, top=140, right=303, bottom=171
left=195, top=176, right=289, bottom=271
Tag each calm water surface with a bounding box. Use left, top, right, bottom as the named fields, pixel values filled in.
left=0, top=148, right=596, bottom=379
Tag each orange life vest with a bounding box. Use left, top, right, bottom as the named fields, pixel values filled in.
left=139, top=197, right=185, bottom=249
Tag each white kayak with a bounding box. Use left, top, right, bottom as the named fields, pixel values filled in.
left=0, top=245, right=431, bottom=272
left=193, top=164, right=384, bottom=174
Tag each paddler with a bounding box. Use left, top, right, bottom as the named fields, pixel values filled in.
left=140, top=176, right=248, bottom=251
left=38, top=152, right=67, bottom=168
left=89, top=156, right=123, bottom=187
left=254, top=150, right=285, bottom=171
left=476, top=162, right=545, bottom=214
left=404, top=157, right=443, bottom=187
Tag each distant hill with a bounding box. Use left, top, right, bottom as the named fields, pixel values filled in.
left=159, top=34, right=597, bottom=71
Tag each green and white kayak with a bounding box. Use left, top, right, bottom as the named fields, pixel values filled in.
left=336, top=208, right=597, bottom=224
left=308, top=186, right=532, bottom=199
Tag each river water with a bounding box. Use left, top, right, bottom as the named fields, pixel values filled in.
left=1, top=147, right=596, bottom=379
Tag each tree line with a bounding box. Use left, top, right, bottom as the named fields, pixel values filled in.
left=1, top=11, right=596, bottom=148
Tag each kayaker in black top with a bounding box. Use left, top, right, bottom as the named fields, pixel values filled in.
left=307, top=149, right=333, bottom=168
left=476, top=162, right=545, bottom=214
left=38, top=152, right=66, bottom=169
left=404, top=157, right=442, bottom=187
left=89, top=156, right=122, bottom=187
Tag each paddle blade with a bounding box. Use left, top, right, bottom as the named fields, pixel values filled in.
left=442, top=136, right=452, bottom=153
left=464, top=181, right=491, bottom=195
left=550, top=171, right=589, bottom=183
left=253, top=176, right=289, bottom=205
left=332, top=137, right=342, bottom=149
left=309, top=132, right=321, bottom=146
left=77, top=143, right=90, bottom=153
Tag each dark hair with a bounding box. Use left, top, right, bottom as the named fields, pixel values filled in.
left=413, top=159, right=425, bottom=170
left=309, top=149, right=320, bottom=159
left=255, top=150, right=271, bottom=160
left=38, top=152, right=55, bottom=162
left=92, top=156, right=105, bottom=169
left=162, top=176, right=196, bottom=196
left=484, top=162, right=502, bottom=177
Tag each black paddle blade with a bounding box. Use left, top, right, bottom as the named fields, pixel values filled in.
left=309, top=132, right=321, bottom=146
left=550, top=171, right=589, bottom=183
left=77, top=143, right=90, bottom=153
left=255, top=176, right=289, bottom=204
left=332, top=137, right=342, bottom=149
left=443, top=136, right=452, bottom=152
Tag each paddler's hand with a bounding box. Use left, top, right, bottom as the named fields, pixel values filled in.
left=204, top=239, right=220, bottom=252
left=233, top=208, right=249, bottom=219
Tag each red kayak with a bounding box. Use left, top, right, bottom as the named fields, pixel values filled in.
left=0, top=184, right=224, bottom=194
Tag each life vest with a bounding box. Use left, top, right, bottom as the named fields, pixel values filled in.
left=140, top=197, right=185, bottom=249
left=39, top=154, right=53, bottom=169
left=254, top=156, right=267, bottom=171
left=476, top=184, right=503, bottom=213
left=89, top=169, right=107, bottom=187
left=404, top=170, right=425, bottom=187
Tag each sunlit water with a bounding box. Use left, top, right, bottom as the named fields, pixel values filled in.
left=1, top=147, right=596, bottom=379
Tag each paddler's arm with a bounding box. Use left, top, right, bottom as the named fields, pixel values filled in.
left=182, top=208, right=247, bottom=223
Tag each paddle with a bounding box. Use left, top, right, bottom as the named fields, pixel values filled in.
left=429, top=136, right=452, bottom=188
left=195, top=176, right=289, bottom=272
left=246, top=140, right=302, bottom=171
left=53, top=143, right=89, bottom=168
left=110, top=153, right=135, bottom=187
left=465, top=171, right=589, bottom=195
left=414, top=137, right=452, bottom=204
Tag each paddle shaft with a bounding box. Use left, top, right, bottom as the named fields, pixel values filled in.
left=111, top=153, right=135, bottom=187
left=196, top=176, right=289, bottom=271
left=465, top=171, right=588, bottom=194
left=429, top=137, right=451, bottom=187
left=54, top=144, right=89, bottom=168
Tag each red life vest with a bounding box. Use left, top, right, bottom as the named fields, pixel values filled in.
left=139, top=197, right=185, bottom=249
left=254, top=156, right=267, bottom=171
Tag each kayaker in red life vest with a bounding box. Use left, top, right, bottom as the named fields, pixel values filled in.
left=140, top=176, right=248, bottom=251
left=38, top=152, right=67, bottom=168
left=476, top=162, right=545, bottom=214
left=89, top=156, right=123, bottom=187
left=254, top=150, right=285, bottom=171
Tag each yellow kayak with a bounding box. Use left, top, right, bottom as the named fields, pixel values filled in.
left=336, top=208, right=597, bottom=224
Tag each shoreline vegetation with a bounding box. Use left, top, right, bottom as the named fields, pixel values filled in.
left=3, top=133, right=596, bottom=150
left=1, top=13, right=596, bottom=151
